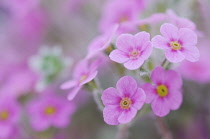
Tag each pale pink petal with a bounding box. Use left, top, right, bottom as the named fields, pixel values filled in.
left=124, top=58, right=144, bottom=70
left=131, top=88, right=146, bottom=110
left=140, top=41, right=153, bottom=59
left=67, top=86, right=82, bottom=100
left=116, top=76, right=137, bottom=98
left=141, top=83, right=157, bottom=104
left=178, top=28, right=197, bottom=46
left=182, top=46, right=200, bottom=62
left=0, top=125, right=11, bottom=138
left=60, top=80, right=77, bottom=89
left=73, top=60, right=88, bottom=79
left=160, top=23, right=178, bottom=40
left=101, top=87, right=121, bottom=106
left=152, top=35, right=170, bottom=49
left=118, top=107, right=137, bottom=124
left=167, top=91, right=182, bottom=110
left=165, top=70, right=182, bottom=89
left=151, top=67, right=165, bottom=85
left=165, top=50, right=185, bottom=63
left=80, top=71, right=98, bottom=85
left=103, top=105, right=122, bottom=125
left=134, top=31, right=150, bottom=48
left=109, top=49, right=129, bottom=63
left=151, top=97, right=170, bottom=117
left=116, top=34, right=134, bottom=52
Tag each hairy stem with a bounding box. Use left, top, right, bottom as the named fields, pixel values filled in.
left=156, top=117, right=172, bottom=139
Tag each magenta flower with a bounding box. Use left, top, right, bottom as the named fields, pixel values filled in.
left=101, top=76, right=146, bottom=125
left=61, top=60, right=99, bottom=100
left=85, top=24, right=118, bottom=59
left=27, top=94, right=75, bottom=131
left=109, top=32, right=152, bottom=70
left=142, top=67, right=183, bottom=117
left=152, top=23, right=200, bottom=63
left=0, top=98, right=20, bottom=138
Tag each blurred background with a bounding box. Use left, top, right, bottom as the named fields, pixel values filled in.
left=0, top=0, right=210, bottom=139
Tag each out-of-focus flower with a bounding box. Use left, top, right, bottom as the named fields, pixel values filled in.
left=61, top=59, right=100, bottom=100
left=178, top=45, right=210, bottom=83
left=85, top=24, right=118, bottom=59
left=27, top=93, right=75, bottom=131
left=152, top=23, right=199, bottom=63
left=166, top=10, right=196, bottom=30
left=30, top=46, right=72, bottom=91
left=0, top=98, right=21, bottom=138
left=101, top=76, right=146, bottom=125
left=99, top=0, right=141, bottom=35
left=109, top=32, right=152, bottom=70
left=142, top=67, right=182, bottom=117
left=0, top=65, right=38, bottom=98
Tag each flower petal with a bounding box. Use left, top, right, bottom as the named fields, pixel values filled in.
left=116, top=34, right=134, bottom=52
left=131, top=88, right=146, bottom=110
left=152, top=35, right=170, bottom=49
left=165, top=49, right=185, bottom=63
left=67, top=86, right=82, bottom=100
left=167, top=91, right=183, bottom=110
left=116, top=76, right=137, bottom=98
left=140, top=41, right=153, bottom=59
left=151, top=97, right=170, bottom=117
left=109, top=49, right=129, bottom=63
left=151, top=67, right=165, bottom=85
left=179, top=28, right=197, bottom=46
left=165, top=70, right=182, bottom=89
left=182, top=46, right=200, bottom=62
left=124, top=58, right=144, bottom=70
left=160, top=23, right=178, bottom=40
left=101, top=87, right=121, bottom=106
left=134, top=31, right=150, bottom=48
left=80, top=71, right=98, bottom=85
left=60, top=80, right=77, bottom=89
left=103, top=105, right=122, bottom=125
left=141, top=83, right=157, bottom=104
left=118, top=107, right=137, bottom=124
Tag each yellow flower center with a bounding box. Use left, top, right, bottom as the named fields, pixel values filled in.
left=45, top=107, right=56, bottom=115
left=130, top=50, right=140, bottom=59
left=79, top=75, right=87, bottom=83
left=0, top=111, right=9, bottom=120
left=156, top=85, right=168, bottom=97
left=170, top=41, right=181, bottom=50
left=139, top=24, right=149, bottom=31
left=120, top=97, right=132, bottom=109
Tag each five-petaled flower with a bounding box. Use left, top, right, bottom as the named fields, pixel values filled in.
left=61, top=60, right=100, bottom=100
left=27, top=93, right=75, bottom=131
left=109, top=32, right=152, bottom=70
left=142, top=67, right=183, bottom=117
left=101, top=76, right=146, bottom=125
left=152, top=23, right=200, bottom=63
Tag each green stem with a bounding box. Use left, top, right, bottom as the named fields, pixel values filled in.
left=117, top=124, right=129, bottom=139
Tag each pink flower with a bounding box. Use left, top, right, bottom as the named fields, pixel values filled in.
left=178, top=45, right=210, bottom=83
left=152, top=23, right=200, bottom=63
left=27, top=93, right=75, bottom=131
left=99, top=0, right=140, bottom=35
left=166, top=10, right=196, bottom=30
left=85, top=24, right=118, bottom=59
left=0, top=98, right=20, bottom=138
left=61, top=59, right=100, bottom=100
left=109, top=32, right=152, bottom=70
left=142, top=67, right=183, bottom=117
left=101, top=76, right=146, bottom=125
